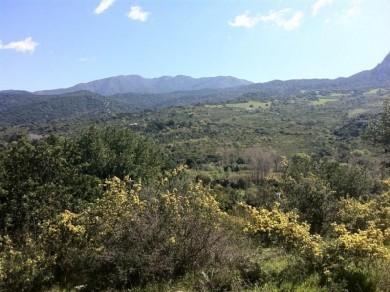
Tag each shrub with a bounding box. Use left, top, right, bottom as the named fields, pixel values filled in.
left=37, top=167, right=246, bottom=290
left=0, top=235, right=54, bottom=291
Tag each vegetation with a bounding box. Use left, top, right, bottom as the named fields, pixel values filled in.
left=0, top=92, right=390, bottom=291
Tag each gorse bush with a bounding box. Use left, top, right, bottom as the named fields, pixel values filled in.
left=239, top=196, right=390, bottom=290
left=240, top=203, right=323, bottom=261
left=0, top=235, right=54, bottom=291
left=1, top=167, right=251, bottom=290
left=69, top=170, right=231, bottom=288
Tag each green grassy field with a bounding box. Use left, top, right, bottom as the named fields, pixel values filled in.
left=310, top=97, right=337, bottom=105
left=206, top=100, right=272, bottom=110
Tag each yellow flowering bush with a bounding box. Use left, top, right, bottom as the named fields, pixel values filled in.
left=335, top=192, right=390, bottom=241
left=239, top=200, right=390, bottom=288
left=240, top=203, right=323, bottom=261
left=0, top=235, right=53, bottom=291
left=329, top=223, right=390, bottom=261
left=35, top=166, right=235, bottom=290
left=336, top=198, right=377, bottom=232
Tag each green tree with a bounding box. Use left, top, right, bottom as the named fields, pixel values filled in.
left=75, top=126, right=166, bottom=181
left=281, top=174, right=334, bottom=233
left=318, top=161, right=374, bottom=199
left=0, top=136, right=100, bottom=236
left=0, top=127, right=166, bottom=237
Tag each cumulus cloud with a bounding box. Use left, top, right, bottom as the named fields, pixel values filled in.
left=230, top=9, right=304, bottom=31
left=312, top=0, right=334, bottom=16
left=0, top=37, right=38, bottom=53
left=94, top=0, right=115, bottom=15
left=128, top=6, right=149, bottom=22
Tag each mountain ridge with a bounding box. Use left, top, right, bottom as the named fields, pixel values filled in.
left=35, top=75, right=253, bottom=96
left=242, top=52, right=390, bottom=94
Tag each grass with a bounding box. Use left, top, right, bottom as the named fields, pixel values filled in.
left=206, top=100, right=272, bottom=110
left=348, top=108, right=368, bottom=117
left=128, top=248, right=328, bottom=292
left=258, top=248, right=290, bottom=274
left=310, top=98, right=337, bottom=106
left=329, top=92, right=347, bottom=97
left=366, top=88, right=380, bottom=95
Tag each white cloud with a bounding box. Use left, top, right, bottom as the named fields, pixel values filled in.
left=230, top=9, right=304, bottom=31
left=128, top=6, right=149, bottom=22
left=0, top=37, right=38, bottom=53
left=312, top=0, right=334, bottom=16
left=229, top=12, right=258, bottom=28
left=94, top=0, right=115, bottom=15
left=260, top=9, right=304, bottom=31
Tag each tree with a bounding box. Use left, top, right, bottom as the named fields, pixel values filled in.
left=0, top=136, right=100, bottom=236
left=281, top=174, right=334, bottom=233
left=244, top=147, right=274, bottom=184
left=75, top=126, right=166, bottom=181
left=318, top=160, right=374, bottom=199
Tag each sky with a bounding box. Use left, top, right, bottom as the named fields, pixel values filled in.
left=0, top=0, right=390, bottom=91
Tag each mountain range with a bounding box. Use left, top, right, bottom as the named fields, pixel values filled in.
left=34, top=52, right=390, bottom=97
left=1, top=51, right=389, bottom=124
left=36, top=75, right=253, bottom=96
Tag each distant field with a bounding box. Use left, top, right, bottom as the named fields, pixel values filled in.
left=310, top=97, right=337, bottom=106
left=206, top=100, right=271, bottom=110
left=348, top=108, right=368, bottom=117
left=328, top=92, right=346, bottom=97
left=366, top=88, right=381, bottom=95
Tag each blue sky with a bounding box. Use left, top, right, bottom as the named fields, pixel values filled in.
left=0, top=0, right=390, bottom=91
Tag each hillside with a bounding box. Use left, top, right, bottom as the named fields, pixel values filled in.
left=0, top=91, right=131, bottom=124
left=0, top=90, right=52, bottom=111
left=345, top=52, right=390, bottom=88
